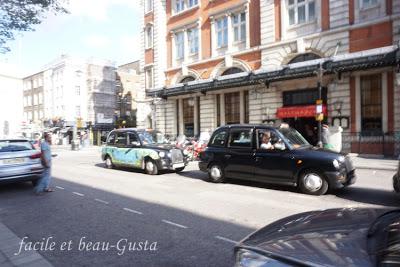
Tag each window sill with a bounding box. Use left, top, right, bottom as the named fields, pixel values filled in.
left=144, top=10, right=154, bottom=16
left=145, top=47, right=153, bottom=51
left=287, top=19, right=318, bottom=31
left=170, top=5, right=199, bottom=18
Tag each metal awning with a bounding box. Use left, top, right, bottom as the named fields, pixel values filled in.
left=147, top=45, right=400, bottom=99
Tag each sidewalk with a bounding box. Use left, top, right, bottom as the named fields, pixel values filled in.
left=0, top=222, right=53, bottom=267
left=349, top=154, right=398, bottom=171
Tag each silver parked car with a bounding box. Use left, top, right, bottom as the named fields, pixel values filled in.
left=0, top=139, right=44, bottom=186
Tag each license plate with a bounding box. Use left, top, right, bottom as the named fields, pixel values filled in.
left=2, top=158, right=25, bottom=164
left=173, top=162, right=185, bottom=169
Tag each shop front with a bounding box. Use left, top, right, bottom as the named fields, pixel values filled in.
left=148, top=46, right=400, bottom=156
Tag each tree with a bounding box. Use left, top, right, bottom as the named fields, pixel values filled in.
left=0, top=0, right=68, bottom=53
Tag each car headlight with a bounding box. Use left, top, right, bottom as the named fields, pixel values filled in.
left=158, top=151, right=165, bottom=158
left=333, top=159, right=340, bottom=169
left=167, top=152, right=171, bottom=158
left=235, top=249, right=290, bottom=267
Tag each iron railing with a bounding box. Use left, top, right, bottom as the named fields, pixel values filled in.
left=342, top=131, right=400, bottom=157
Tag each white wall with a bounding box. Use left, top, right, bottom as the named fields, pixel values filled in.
left=0, top=64, right=23, bottom=138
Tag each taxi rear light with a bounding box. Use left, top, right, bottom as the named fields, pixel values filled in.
left=30, top=152, right=42, bottom=159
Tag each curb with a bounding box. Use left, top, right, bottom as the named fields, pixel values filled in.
left=354, top=165, right=397, bottom=171
left=0, top=222, right=53, bottom=267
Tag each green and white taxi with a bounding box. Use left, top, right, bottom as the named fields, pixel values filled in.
left=101, top=128, right=187, bottom=175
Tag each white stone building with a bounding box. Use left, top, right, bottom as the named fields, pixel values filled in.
left=0, top=63, right=23, bottom=138
left=41, top=55, right=116, bottom=128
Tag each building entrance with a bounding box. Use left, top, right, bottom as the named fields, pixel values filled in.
left=283, top=117, right=318, bottom=146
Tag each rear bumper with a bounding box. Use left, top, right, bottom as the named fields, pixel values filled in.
left=324, top=169, right=357, bottom=190
left=0, top=164, right=44, bottom=184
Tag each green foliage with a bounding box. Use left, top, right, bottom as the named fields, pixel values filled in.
left=0, top=0, right=69, bottom=53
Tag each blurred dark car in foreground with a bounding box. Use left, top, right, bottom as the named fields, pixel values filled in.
left=393, top=157, right=400, bottom=193
left=235, top=208, right=400, bottom=267
left=0, top=139, right=44, bottom=186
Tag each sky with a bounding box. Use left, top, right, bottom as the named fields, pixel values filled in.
left=0, top=0, right=142, bottom=77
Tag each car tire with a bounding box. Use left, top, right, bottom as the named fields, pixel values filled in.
left=208, top=164, right=225, bottom=183
left=393, top=174, right=400, bottom=193
left=175, top=167, right=185, bottom=173
left=299, top=170, right=328, bottom=195
left=145, top=159, right=158, bottom=175
left=105, top=156, right=114, bottom=169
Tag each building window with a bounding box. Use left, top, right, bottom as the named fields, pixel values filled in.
left=232, top=12, right=246, bottom=42
left=216, top=17, right=228, bottom=48
left=361, top=0, right=378, bottom=9
left=216, top=94, right=221, bottom=126
left=75, top=86, right=80, bottom=96
left=182, top=98, right=194, bottom=136
left=221, top=67, right=244, bottom=76
left=188, top=0, right=198, bottom=8
left=288, top=0, right=315, bottom=26
left=175, top=0, right=184, bottom=13
left=244, top=91, right=249, bottom=123
left=145, top=26, right=153, bottom=49
left=225, top=92, right=240, bottom=124
left=145, top=68, right=154, bottom=89
left=180, top=76, right=196, bottom=83
left=175, top=31, right=184, bottom=60
left=145, top=0, right=153, bottom=13
left=38, top=92, right=43, bottom=104
left=173, top=0, right=198, bottom=14
left=187, top=28, right=199, bottom=55
left=288, top=53, right=321, bottom=64
left=360, top=74, right=382, bottom=133
left=76, top=106, right=81, bottom=117
left=176, top=99, right=180, bottom=135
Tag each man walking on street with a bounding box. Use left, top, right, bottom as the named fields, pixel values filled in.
left=34, top=133, right=54, bottom=195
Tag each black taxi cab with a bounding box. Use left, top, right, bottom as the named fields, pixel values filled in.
left=101, top=128, right=187, bottom=175
left=198, top=124, right=356, bottom=195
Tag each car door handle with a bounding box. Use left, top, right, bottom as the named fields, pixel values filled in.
left=224, top=154, right=231, bottom=159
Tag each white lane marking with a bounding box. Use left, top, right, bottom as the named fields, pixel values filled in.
left=215, top=236, right=238, bottom=245
left=56, top=186, right=64, bottom=190
left=162, top=220, right=188, bottom=229
left=95, top=199, right=109, bottom=205
left=123, top=208, right=143, bottom=215
left=72, top=192, right=84, bottom=197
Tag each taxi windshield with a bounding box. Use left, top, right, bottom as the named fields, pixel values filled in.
left=139, top=130, right=167, bottom=145
left=279, top=127, right=310, bottom=149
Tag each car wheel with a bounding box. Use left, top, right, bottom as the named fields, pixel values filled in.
left=393, top=174, right=400, bottom=193
left=105, top=156, right=114, bottom=169
left=145, top=159, right=158, bottom=175
left=299, top=170, right=328, bottom=195
left=208, top=164, right=225, bottom=183
left=175, top=167, right=185, bottom=173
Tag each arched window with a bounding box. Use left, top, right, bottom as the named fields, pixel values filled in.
left=221, top=67, right=244, bottom=76
left=288, top=53, right=321, bottom=64
left=179, top=76, right=196, bottom=83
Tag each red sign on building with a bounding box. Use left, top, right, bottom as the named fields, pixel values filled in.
left=276, top=105, right=327, bottom=118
